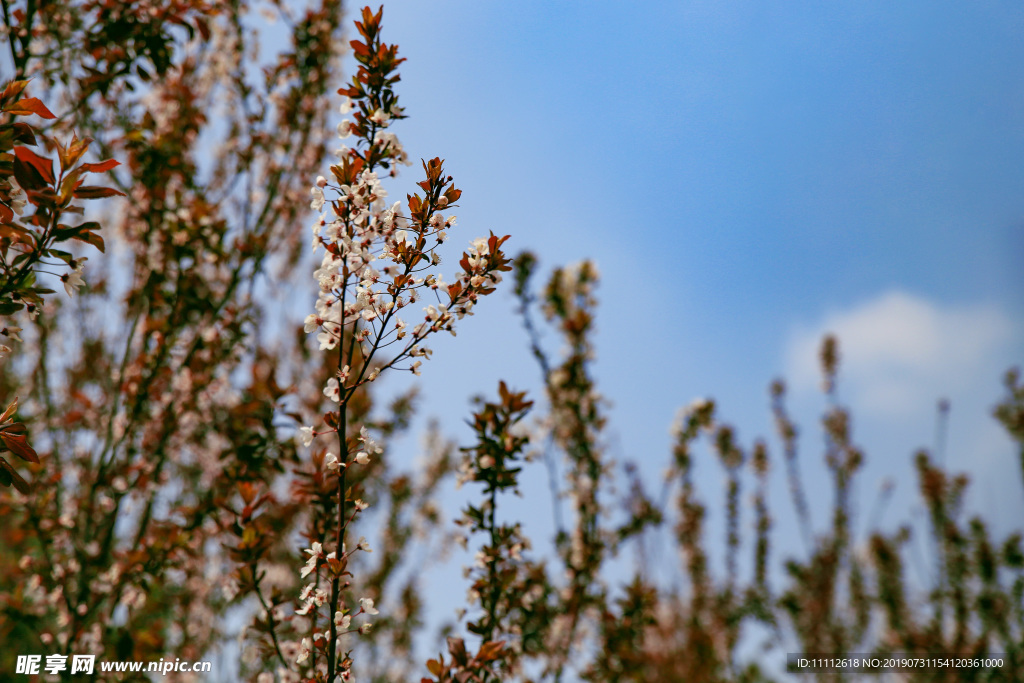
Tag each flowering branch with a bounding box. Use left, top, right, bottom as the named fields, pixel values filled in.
left=294, top=6, right=513, bottom=680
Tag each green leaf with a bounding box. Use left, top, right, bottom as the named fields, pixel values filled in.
left=45, top=248, right=74, bottom=263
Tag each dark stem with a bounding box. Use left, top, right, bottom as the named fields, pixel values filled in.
left=326, top=272, right=350, bottom=680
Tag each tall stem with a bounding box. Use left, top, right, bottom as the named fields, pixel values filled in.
left=326, top=273, right=350, bottom=679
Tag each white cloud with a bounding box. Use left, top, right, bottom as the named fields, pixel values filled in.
left=785, top=290, right=1017, bottom=418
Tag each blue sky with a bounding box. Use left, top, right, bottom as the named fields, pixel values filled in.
left=371, top=1, right=1022, bottom=508
left=316, top=0, right=1024, bottom=661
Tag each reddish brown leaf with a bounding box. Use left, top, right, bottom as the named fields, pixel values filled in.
left=12, top=156, right=47, bottom=191
left=0, top=223, right=33, bottom=245
left=69, top=134, right=92, bottom=156
left=447, top=637, right=468, bottom=665
left=14, top=145, right=55, bottom=183
left=4, top=97, right=56, bottom=119
left=59, top=135, right=93, bottom=171
left=25, top=187, right=59, bottom=207
left=10, top=122, right=36, bottom=145
left=0, top=457, right=30, bottom=493
left=0, top=431, right=39, bottom=463
left=71, top=230, right=105, bottom=253
left=477, top=640, right=506, bottom=661
left=238, top=481, right=259, bottom=505
left=0, top=397, right=17, bottom=424
left=80, top=159, right=120, bottom=173
left=73, top=186, right=125, bottom=199
left=1, top=80, right=29, bottom=102
left=196, top=17, right=211, bottom=41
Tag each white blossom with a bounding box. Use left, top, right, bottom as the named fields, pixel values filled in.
left=324, top=452, right=343, bottom=471
left=7, top=177, right=26, bottom=215
left=323, top=378, right=342, bottom=403
left=300, top=543, right=322, bottom=578
left=296, top=637, right=311, bottom=664
left=62, top=259, right=87, bottom=297
left=310, top=186, right=325, bottom=211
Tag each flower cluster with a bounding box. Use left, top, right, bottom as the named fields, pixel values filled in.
left=304, top=153, right=511, bottom=397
